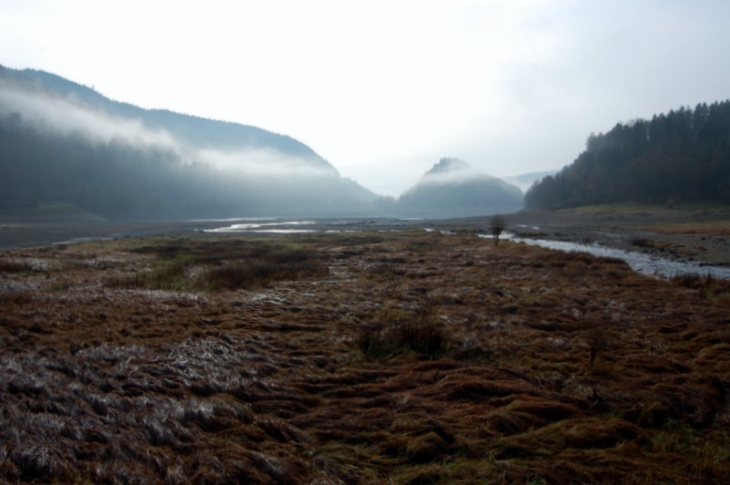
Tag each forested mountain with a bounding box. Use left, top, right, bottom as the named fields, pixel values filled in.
left=525, top=101, right=730, bottom=209
left=0, top=65, right=381, bottom=219
left=397, top=158, right=524, bottom=218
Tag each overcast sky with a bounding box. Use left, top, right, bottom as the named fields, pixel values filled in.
left=1, top=0, right=729, bottom=196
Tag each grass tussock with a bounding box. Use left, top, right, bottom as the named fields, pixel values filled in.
left=359, top=306, right=448, bottom=360
left=670, top=272, right=730, bottom=302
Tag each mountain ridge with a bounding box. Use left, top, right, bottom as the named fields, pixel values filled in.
left=4, top=66, right=331, bottom=166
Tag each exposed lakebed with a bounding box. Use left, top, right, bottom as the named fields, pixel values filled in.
left=204, top=218, right=730, bottom=280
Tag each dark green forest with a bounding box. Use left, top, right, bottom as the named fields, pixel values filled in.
left=525, top=101, right=730, bottom=209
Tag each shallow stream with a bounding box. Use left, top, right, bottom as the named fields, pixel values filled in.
left=481, top=232, right=730, bottom=280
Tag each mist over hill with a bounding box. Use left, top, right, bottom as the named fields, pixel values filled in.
left=396, top=158, right=524, bottom=218
left=0, top=65, right=382, bottom=220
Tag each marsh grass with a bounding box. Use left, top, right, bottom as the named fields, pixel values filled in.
left=359, top=305, right=448, bottom=360
left=648, top=220, right=730, bottom=236
left=672, top=273, right=714, bottom=288
left=670, top=272, right=730, bottom=303
left=105, top=260, right=192, bottom=290
left=0, top=291, right=33, bottom=306
left=106, top=238, right=329, bottom=290
left=4, top=231, right=730, bottom=484
left=0, top=259, right=33, bottom=273
left=368, top=262, right=406, bottom=278
left=203, top=259, right=328, bottom=290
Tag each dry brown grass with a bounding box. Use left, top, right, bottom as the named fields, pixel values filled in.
left=646, top=220, right=730, bottom=236
left=0, top=231, right=729, bottom=483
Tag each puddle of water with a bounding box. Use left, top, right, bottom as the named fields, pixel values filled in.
left=204, top=220, right=316, bottom=233
left=250, top=229, right=316, bottom=234
left=53, top=236, right=114, bottom=246
left=478, top=232, right=730, bottom=280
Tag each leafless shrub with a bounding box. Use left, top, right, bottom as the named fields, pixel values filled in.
left=490, top=214, right=507, bottom=245
left=586, top=325, right=609, bottom=365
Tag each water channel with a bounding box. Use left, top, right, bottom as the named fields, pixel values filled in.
left=480, top=232, right=730, bottom=280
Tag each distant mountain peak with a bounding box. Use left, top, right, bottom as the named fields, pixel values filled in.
left=426, top=157, right=470, bottom=175
left=420, top=157, right=498, bottom=186
left=397, top=157, right=524, bottom=218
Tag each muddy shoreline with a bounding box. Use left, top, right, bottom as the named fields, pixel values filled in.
left=2, top=206, right=729, bottom=268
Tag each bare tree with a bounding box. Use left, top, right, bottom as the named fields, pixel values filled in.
left=490, top=214, right=506, bottom=245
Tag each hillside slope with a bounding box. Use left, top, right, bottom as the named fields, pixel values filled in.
left=0, top=65, right=379, bottom=219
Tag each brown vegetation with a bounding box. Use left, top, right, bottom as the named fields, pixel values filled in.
left=1, top=232, right=729, bottom=484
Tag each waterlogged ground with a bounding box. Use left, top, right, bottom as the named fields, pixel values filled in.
left=502, top=205, right=730, bottom=267
left=1, top=231, right=730, bottom=484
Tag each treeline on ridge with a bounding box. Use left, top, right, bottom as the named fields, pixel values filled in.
left=525, top=100, right=730, bottom=209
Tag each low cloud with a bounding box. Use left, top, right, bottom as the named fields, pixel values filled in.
left=0, top=81, right=336, bottom=180
left=194, top=148, right=337, bottom=179
left=417, top=162, right=495, bottom=187
left=0, top=82, right=178, bottom=150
